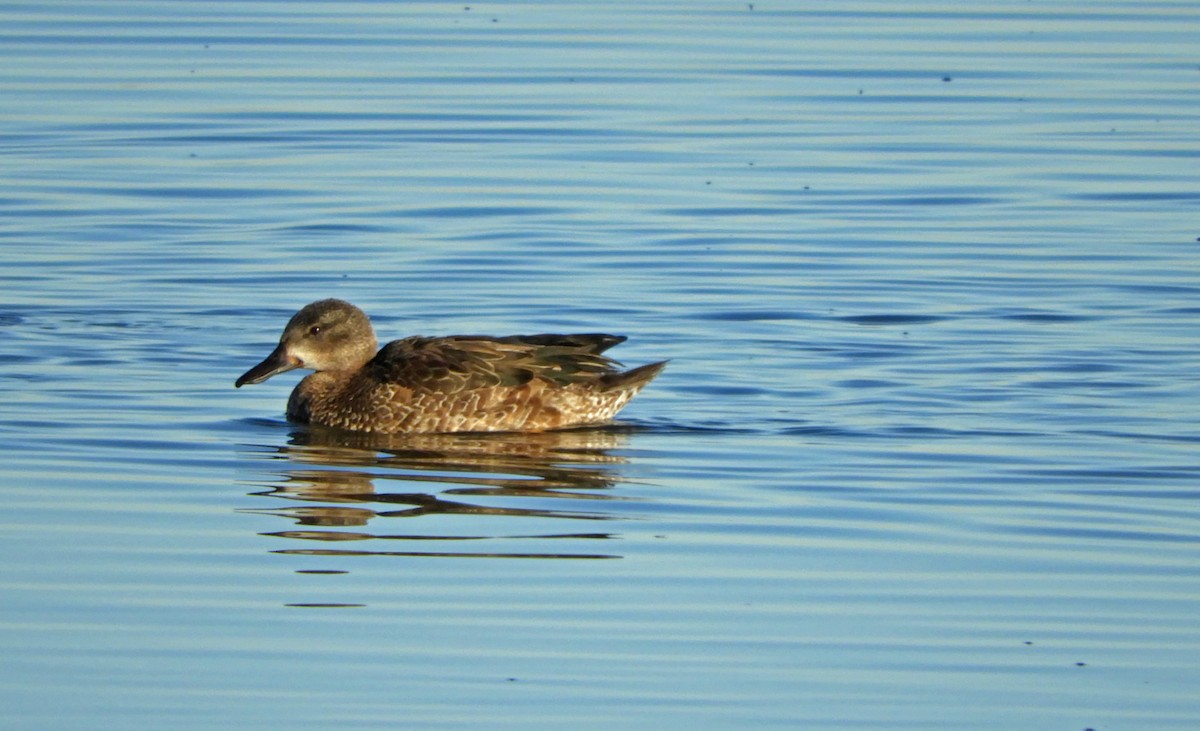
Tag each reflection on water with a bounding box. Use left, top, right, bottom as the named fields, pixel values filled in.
left=241, top=425, right=641, bottom=561
left=5, top=0, right=1199, bottom=727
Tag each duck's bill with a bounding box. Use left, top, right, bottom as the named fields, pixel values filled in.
left=235, top=344, right=300, bottom=388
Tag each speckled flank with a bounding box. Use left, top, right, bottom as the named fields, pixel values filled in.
left=238, top=299, right=665, bottom=434
left=288, top=364, right=662, bottom=434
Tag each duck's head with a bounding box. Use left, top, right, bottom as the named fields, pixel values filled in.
left=235, top=299, right=379, bottom=388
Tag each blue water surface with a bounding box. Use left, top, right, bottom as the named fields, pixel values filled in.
left=2, top=2, right=1199, bottom=729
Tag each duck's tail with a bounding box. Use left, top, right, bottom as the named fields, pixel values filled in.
left=602, top=360, right=668, bottom=393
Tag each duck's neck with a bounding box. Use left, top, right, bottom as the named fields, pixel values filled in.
left=287, top=371, right=344, bottom=424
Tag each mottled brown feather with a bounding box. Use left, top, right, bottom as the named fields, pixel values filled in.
left=236, top=300, right=665, bottom=434
left=370, top=335, right=628, bottom=392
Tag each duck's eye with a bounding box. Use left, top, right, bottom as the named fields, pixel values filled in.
left=308, top=325, right=322, bottom=336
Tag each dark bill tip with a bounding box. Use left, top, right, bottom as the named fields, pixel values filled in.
left=235, top=344, right=300, bottom=388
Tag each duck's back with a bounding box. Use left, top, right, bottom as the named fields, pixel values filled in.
left=289, top=333, right=665, bottom=433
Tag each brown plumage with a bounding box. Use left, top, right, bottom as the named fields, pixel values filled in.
left=235, top=299, right=665, bottom=434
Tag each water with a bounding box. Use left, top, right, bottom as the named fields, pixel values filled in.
left=3, top=1, right=1199, bottom=729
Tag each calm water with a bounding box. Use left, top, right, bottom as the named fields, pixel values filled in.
left=3, top=1, right=1199, bottom=729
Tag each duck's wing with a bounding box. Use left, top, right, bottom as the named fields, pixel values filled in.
left=367, top=334, right=627, bottom=393
left=492, top=333, right=626, bottom=355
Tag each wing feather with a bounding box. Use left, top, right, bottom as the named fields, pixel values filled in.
left=366, top=334, right=626, bottom=393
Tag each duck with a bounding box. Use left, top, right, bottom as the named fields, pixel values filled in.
left=235, top=299, right=666, bottom=434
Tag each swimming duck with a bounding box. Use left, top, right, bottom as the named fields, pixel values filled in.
left=235, top=299, right=666, bottom=434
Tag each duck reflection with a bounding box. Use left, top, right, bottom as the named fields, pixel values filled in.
left=242, top=425, right=643, bottom=560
